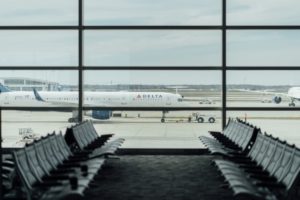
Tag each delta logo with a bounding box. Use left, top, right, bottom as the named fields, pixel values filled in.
left=136, top=94, right=163, bottom=99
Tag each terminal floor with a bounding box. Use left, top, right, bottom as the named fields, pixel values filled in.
left=85, top=155, right=233, bottom=200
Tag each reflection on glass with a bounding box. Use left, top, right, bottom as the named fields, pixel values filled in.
left=227, top=30, right=300, bottom=66
left=84, top=30, right=221, bottom=66
left=0, top=31, right=78, bottom=66
left=228, top=0, right=300, bottom=25
left=84, top=0, right=221, bottom=25
left=0, top=70, right=78, bottom=107
left=227, top=111, right=300, bottom=147
left=227, top=71, right=300, bottom=107
left=84, top=70, right=222, bottom=107
left=0, top=0, right=77, bottom=25
left=2, top=110, right=76, bottom=148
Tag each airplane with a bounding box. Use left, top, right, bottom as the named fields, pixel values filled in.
left=237, top=87, right=300, bottom=107
left=0, top=84, right=185, bottom=122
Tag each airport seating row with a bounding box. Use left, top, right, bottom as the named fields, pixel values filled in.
left=214, top=132, right=300, bottom=200
left=199, top=118, right=258, bottom=157
left=65, top=120, right=125, bottom=159
left=2, top=156, right=16, bottom=195
left=200, top=119, right=300, bottom=200
left=12, top=133, right=105, bottom=200
left=3, top=120, right=125, bottom=200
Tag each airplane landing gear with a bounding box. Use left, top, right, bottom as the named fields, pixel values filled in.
left=68, top=110, right=79, bottom=123
left=289, top=99, right=296, bottom=107
left=161, top=111, right=168, bottom=123
left=289, top=102, right=296, bottom=107
left=68, top=117, right=79, bottom=123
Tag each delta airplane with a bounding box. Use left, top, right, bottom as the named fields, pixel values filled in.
left=239, top=87, right=300, bottom=106
left=0, top=84, right=185, bottom=122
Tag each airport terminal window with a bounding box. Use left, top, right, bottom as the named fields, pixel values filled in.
left=0, top=0, right=78, bottom=25
left=84, top=70, right=222, bottom=107
left=84, top=111, right=222, bottom=148
left=0, top=70, right=78, bottom=107
left=227, top=30, right=300, bottom=67
left=0, top=0, right=300, bottom=151
left=84, top=0, right=222, bottom=25
left=84, top=30, right=222, bottom=66
left=227, top=71, right=300, bottom=107
left=0, top=31, right=78, bottom=67
left=227, top=0, right=300, bottom=25
left=227, top=111, right=300, bottom=147
left=2, top=110, right=75, bottom=148
left=4, top=79, right=24, bottom=85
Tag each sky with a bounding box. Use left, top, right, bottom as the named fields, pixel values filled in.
left=0, top=0, right=299, bottom=85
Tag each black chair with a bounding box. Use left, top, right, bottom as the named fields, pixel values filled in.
left=65, top=121, right=125, bottom=159
left=214, top=132, right=300, bottom=200
left=13, top=148, right=84, bottom=200
left=200, top=119, right=258, bottom=157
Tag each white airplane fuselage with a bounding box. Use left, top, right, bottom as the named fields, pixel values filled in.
left=0, top=91, right=184, bottom=107
left=287, top=87, right=300, bottom=100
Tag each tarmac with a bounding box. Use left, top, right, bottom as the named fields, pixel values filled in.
left=2, top=102, right=300, bottom=148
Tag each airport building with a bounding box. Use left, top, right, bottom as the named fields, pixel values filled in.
left=0, top=77, right=61, bottom=91
left=0, top=1, right=300, bottom=200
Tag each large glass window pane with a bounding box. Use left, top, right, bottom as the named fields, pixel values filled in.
left=84, top=111, right=221, bottom=149
left=84, top=70, right=222, bottom=107
left=2, top=110, right=75, bottom=148
left=227, top=71, right=300, bottom=107
left=228, top=111, right=300, bottom=148
left=0, top=70, right=78, bottom=107
left=84, top=31, right=221, bottom=66
left=84, top=0, right=221, bottom=25
left=0, top=0, right=77, bottom=25
left=227, top=30, right=300, bottom=66
left=0, top=31, right=78, bottom=66
left=228, top=0, right=300, bottom=25
left=83, top=70, right=221, bottom=148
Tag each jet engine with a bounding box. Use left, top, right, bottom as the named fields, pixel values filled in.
left=91, top=110, right=112, bottom=120
left=272, top=96, right=282, bottom=104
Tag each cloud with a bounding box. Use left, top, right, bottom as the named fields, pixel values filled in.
left=228, top=0, right=300, bottom=25
left=227, top=30, right=300, bottom=66
left=228, top=71, right=300, bottom=86
left=84, top=30, right=221, bottom=66
left=0, top=31, right=78, bottom=66
left=84, top=70, right=221, bottom=85
left=0, top=0, right=77, bottom=25
left=85, top=0, right=221, bottom=25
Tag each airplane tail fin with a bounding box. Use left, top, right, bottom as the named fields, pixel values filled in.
left=33, top=88, right=45, bottom=101
left=0, top=84, right=11, bottom=93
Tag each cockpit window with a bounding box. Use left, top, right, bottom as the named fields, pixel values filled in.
left=177, top=98, right=183, bottom=102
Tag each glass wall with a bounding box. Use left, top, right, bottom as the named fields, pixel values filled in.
left=0, top=0, right=300, bottom=150
left=84, top=0, right=222, bottom=25
left=227, top=31, right=300, bottom=66
left=0, top=31, right=78, bottom=66
left=227, top=71, right=300, bottom=107
left=84, top=30, right=221, bottom=66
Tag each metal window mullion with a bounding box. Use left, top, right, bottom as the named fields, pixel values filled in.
left=0, top=108, right=2, bottom=199
left=222, top=0, right=227, bottom=129
left=78, top=0, right=83, bottom=122
left=0, top=67, right=79, bottom=70
left=83, top=66, right=223, bottom=70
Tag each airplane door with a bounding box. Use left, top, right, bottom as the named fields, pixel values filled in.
left=4, top=95, right=9, bottom=105
left=121, top=95, right=127, bottom=106
left=166, top=96, right=171, bottom=105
